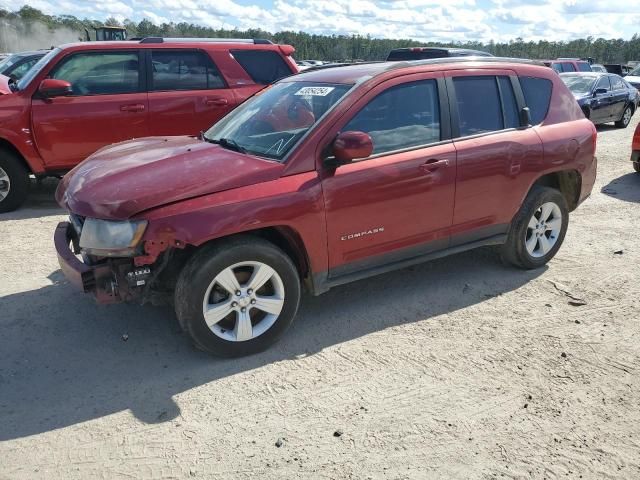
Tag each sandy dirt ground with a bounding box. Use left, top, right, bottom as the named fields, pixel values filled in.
left=1, top=117, right=639, bottom=480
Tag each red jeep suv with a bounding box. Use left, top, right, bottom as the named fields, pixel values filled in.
left=55, top=57, right=597, bottom=357
left=0, top=38, right=297, bottom=212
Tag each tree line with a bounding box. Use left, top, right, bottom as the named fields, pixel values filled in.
left=2, top=5, right=640, bottom=64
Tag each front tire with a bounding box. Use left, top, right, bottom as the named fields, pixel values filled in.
left=615, top=105, right=633, bottom=128
left=501, top=186, right=569, bottom=269
left=175, top=236, right=301, bottom=357
left=0, top=149, right=30, bottom=213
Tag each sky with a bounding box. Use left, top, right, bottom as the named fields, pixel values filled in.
left=4, top=0, right=640, bottom=43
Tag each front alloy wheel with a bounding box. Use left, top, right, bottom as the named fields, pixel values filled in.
left=203, top=261, right=285, bottom=342
left=175, top=236, right=301, bottom=357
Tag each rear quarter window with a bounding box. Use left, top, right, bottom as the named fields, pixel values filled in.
left=577, top=62, right=592, bottom=72
left=230, top=50, right=292, bottom=85
left=520, top=77, right=553, bottom=125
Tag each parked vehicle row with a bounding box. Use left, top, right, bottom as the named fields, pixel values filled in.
left=560, top=72, right=639, bottom=127
left=54, top=57, right=597, bottom=356
left=0, top=38, right=297, bottom=212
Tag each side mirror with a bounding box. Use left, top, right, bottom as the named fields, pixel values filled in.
left=594, top=88, right=608, bottom=96
left=519, top=107, right=531, bottom=128
left=328, top=131, right=374, bottom=166
left=39, top=79, right=72, bottom=98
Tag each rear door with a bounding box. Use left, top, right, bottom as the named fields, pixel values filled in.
left=446, top=71, right=544, bottom=242
left=609, top=75, right=629, bottom=120
left=31, top=50, right=148, bottom=169
left=146, top=49, right=236, bottom=136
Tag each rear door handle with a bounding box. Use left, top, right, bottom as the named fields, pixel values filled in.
left=419, top=158, right=449, bottom=173
left=205, top=97, right=228, bottom=107
left=120, top=104, right=145, bottom=113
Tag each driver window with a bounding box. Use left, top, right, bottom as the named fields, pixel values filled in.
left=596, top=76, right=611, bottom=92
left=343, top=79, right=440, bottom=156
left=51, top=51, right=140, bottom=96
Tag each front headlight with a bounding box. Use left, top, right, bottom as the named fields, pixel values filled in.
left=79, top=218, right=147, bottom=257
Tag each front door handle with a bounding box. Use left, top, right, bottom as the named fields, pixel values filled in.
left=205, top=97, right=228, bottom=107
left=419, top=158, right=449, bottom=174
left=120, top=104, right=145, bottom=113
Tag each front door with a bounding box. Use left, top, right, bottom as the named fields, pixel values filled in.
left=146, top=49, right=236, bottom=136
left=321, top=74, right=457, bottom=277
left=31, top=50, right=148, bottom=170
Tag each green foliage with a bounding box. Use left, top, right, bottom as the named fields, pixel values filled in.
left=2, top=5, right=640, bottom=63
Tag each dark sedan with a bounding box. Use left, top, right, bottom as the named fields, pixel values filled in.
left=560, top=72, right=639, bottom=128
left=0, top=50, right=47, bottom=82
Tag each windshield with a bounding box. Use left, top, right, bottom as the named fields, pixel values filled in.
left=16, top=48, right=59, bottom=91
left=561, top=74, right=597, bottom=95
left=204, top=81, right=352, bottom=161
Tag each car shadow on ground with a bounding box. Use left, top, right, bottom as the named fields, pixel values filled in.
left=0, top=247, right=545, bottom=441
left=601, top=172, right=640, bottom=203
left=0, top=177, right=64, bottom=220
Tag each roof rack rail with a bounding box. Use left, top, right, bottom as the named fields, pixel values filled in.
left=139, top=37, right=273, bottom=44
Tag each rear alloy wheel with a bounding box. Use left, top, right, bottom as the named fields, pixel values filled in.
left=175, top=237, right=301, bottom=357
left=501, top=186, right=569, bottom=269
left=0, top=150, right=30, bottom=213
left=615, top=106, right=632, bottom=128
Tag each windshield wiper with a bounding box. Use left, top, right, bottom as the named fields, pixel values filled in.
left=207, top=137, right=246, bottom=153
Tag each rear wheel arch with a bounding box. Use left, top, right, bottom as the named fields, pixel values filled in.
left=531, top=170, right=581, bottom=212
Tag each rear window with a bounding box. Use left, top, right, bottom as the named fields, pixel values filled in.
left=231, top=50, right=292, bottom=85
left=151, top=50, right=225, bottom=91
left=453, top=76, right=505, bottom=136
left=520, top=77, right=553, bottom=125
left=577, top=62, right=592, bottom=72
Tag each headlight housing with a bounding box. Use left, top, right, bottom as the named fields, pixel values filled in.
left=79, top=218, right=147, bottom=257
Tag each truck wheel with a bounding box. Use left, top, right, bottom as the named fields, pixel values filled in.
left=501, top=186, right=569, bottom=269
left=615, top=106, right=632, bottom=128
left=175, top=236, right=301, bottom=357
left=0, top=150, right=30, bottom=213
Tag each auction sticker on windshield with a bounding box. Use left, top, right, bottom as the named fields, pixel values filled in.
left=295, top=86, right=335, bottom=96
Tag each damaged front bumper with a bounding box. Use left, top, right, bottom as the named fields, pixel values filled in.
left=54, top=221, right=152, bottom=304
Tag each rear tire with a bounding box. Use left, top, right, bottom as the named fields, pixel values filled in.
left=0, top=149, right=29, bottom=213
left=615, top=105, right=632, bottom=128
left=501, top=186, right=569, bottom=269
left=175, top=236, right=301, bottom=357
left=633, top=161, right=640, bottom=173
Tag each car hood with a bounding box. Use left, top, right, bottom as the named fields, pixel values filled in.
left=57, top=136, right=285, bottom=220
left=0, top=75, right=12, bottom=95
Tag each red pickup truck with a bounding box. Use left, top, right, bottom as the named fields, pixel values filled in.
left=0, top=38, right=297, bottom=211
left=55, top=58, right=597, bottom=357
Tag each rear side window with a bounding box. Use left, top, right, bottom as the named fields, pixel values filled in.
left=610, top=76, right=625, bottom=90
left=453, top=76, right=504, bottom=136
left=231, top=50, right=292, bottom=85
left=51, top=51, right=140, bottom=95
left=151, top=50, right=225, bottom=91
left=520, top=77, right=553, bottom=125
left=561, top=62, right=576, bottom=72
left=577, top=62, right=592, bottom=72
left=343, top=79, right=440, bottom=155
left=497, top=76, right=519, bottom=129
left=551, top=63, right=563, bottom=73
